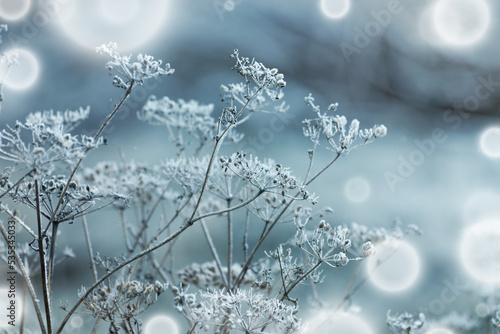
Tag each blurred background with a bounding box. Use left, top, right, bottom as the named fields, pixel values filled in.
left=0, top=0, right=499, bottom=333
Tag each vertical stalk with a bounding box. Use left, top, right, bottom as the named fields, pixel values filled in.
left=226, top=199, right=232, bottom=288
left=35, top=177, right=52, bottom=333
left=200, top=219, right=229, bottom=288
left=82, top=215, right=98, bottom=282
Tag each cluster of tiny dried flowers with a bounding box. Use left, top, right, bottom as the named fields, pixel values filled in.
left=11, top=175, right=125, bottom=224
left=96, top=42, right=174, bottom=89
left=218, top=49, right=288, bottom=128
left=177, top=261, right=259, bottom=290
left=302, top=94, right=387, bottom=155
left=77, top=279, right=167, bottom=325
left=387, top=311, right=426, bottom=334
left=78, top=160, right=172, bottom=208
left=219, top=152, right=315, bottom=201
left=137, top=95, right=243, bottom=151
left=172, top=287, right=304, bottom=334
left=0, top=107, right=101, bottom=174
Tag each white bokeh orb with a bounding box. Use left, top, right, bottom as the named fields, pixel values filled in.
left=0, top=48, right=39, bottom=90
left=320, top=0, right=350, bottom=19
left=0, top=0, right=31, bottom=21
left=144, top=315, right=180, bottom=334
left=56, top=0, right=169, bottom=51
left=99, top=0, right=141, bottom=24
left=463, top=191, right=500, bottom=224
left=432, top=0, right=490, bottom=46
left=345, top=177, right=371, bottom=203
left=460, top=220, right=500, bottom=284
left=475, top=303, right=489, bottom=317
left=479, top=127, right=500, bottom=158
left=224, top=0, right=236, bottom=12
left=425, top=328, right=455, bottom=334
left=366, top=239, right=421, bottom=292
left=69, top=315, right=84, bottom=329
left=307, top=311, right=374, bottom=334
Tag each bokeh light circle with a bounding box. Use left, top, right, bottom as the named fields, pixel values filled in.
left=463, top=191, right=500, bottom=224
left=224, top=0, right=236, bottom=12
left=460, top=220, right=500, bottom=283
left=0, top=0, right=31, bottom=21
left=69, top=315, right=84, bottom=329
left=308, top=311, right=374, bottom=334
left=345, top=177, right=371, bottom=203
left=320, top=0, right=350, bottom=19
left=475, top=303, right=489, bottom=317
left=0, top=48, right=39, bottom=90
left=425, top=328, right=455, bottom=334
left=366, top=239, right=421, bottom=292
left=56, top=0, right=169, bottom=51
left=432, top=0, right=490, bottom=46
left=144, top=315, right=179, bottom=334
left=479, top=127, right=500, bottom=158
left=99, top=0, right=141, bottom=24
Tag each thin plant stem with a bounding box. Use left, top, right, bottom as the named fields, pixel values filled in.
left=20, top=282, right=27, bottom=334
left=35, top=178, right=52, bottom=333
left=0, top=168, right=34, bottom=200
left=82, top=214, right=98, bottom=282
left=91, top=319, right=101, bottom=334
left=243, top=209, right=250, bottom=263
left=200, top=219, right=229, bottom=288
left=192, top=189, right=264, bottom=224
left=235, top=154, right=342, bottom=287
left=47, top=221, right=59, bottom=297
left=56, top=218, right=193, bottom=334
left=0, top=220, right=47, bottom=334
left=43, top=81, right=135, bottom=235
left=226, top=198, right=232, bottom=288
left=187, top=87, right=263, bottom=225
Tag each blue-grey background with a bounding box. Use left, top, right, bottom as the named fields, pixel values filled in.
left=0, top=0, right=499, bottom=332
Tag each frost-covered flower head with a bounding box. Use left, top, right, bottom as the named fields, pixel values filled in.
left=96, top=42, right=174, bottom=89
left=172, top=287, right=304, bottom=334
left=138, top=95, right=243, bottom=149
left=302, top=94, right=387, bottom=155
left=387, top=311, right=425, bottom=334
left=78, top=279, right=167, bottom=324
left=0, top=108, right=102, bottom=174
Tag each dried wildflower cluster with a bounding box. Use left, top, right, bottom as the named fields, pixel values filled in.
left=96, top=42, right=175, bottom=89
left=177, top=261, right=258, bottom=289
left=302, top=94, right=387, bottom=155
left=138, top=95, right=243, bottom=154
left=172, top=287, right=304, bottom=334
left=387, top=311, right=426, bottom=334
left=78, top=280, right=167, bottom=329
left=0, top=107, right=102, bottom=174
left=0, top=43, right=430, bottom=334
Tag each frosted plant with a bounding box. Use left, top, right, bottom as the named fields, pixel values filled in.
left=9, top=174, right=125, bottom=224
left=302, top=93, right=387, bottom=156
left=177, top=261, right=259, bottom=289
left=138, top=96, right=243, bottom=156
left=172, top=287, right=304, bottom=333
left=96, top=42, right=174, bottom=90
left=0, top=44, right=405, bottom=334
left=0, top=107, right=102, bottom=174
left=387, top=311, right=426, bottom=334
left=77, top=279, right=167, bottom=332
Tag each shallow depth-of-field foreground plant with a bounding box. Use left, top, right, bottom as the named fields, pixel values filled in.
left=3, top=37, right=493, bottom=334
